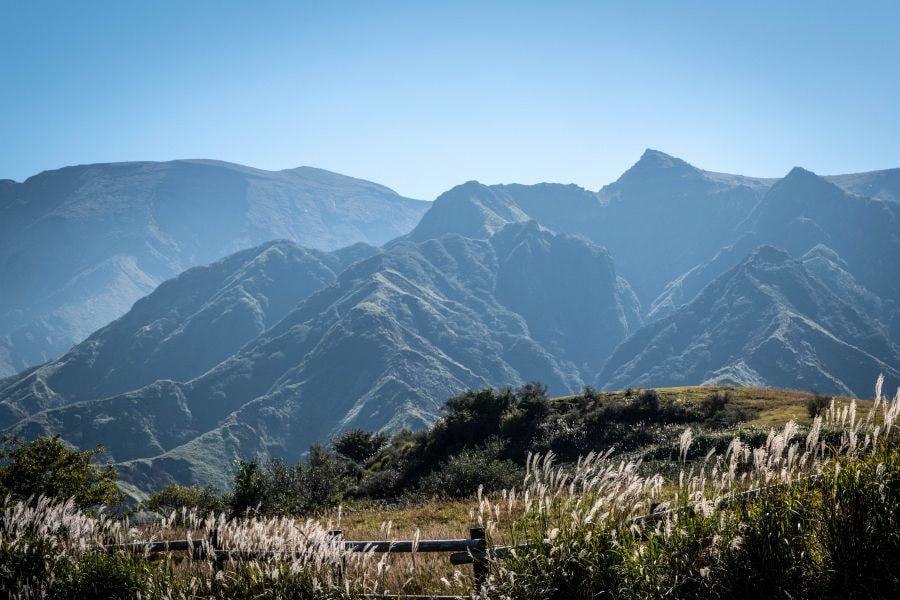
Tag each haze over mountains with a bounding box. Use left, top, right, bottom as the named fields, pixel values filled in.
left=0, top=160, right=428, bottom=376
left=1, top=150, right=898, bottom=492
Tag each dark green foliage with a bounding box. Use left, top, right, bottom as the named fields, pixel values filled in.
left=229, top=458, right=267, bottom=515
left=0, top=435, right=121, bottom=507
left=699, top=390, right=756, bottom=428
left=186, top=562, right=352, bottom=599
left=820, top=442, right=900, bottom=598
left=0, top=534, right=65, bottom=597
left=399, top=385, right=547, bottom=486
left=438, top=387, right=519, bottom=452
left=356, top=467, right=402, bottom=498
left=807, top=392, right=830, bottom=418
left=714, top=485, right=825, bottom=599
left=52, top=553, right=149, bottom=600
left=209, top=384, right=765, bottom=509
left=491, top=441, right=900, bottom=599
left=417, top=438, right=522, bottom=499
left=701, top=390, right=729, bottom=418
left=332, top=429, right=388, bottom=465
left=143, top=483, right=224, bottom=517
left=636, top=388, right=661, bottom=415
left=228, top=444, right=355, bottom=516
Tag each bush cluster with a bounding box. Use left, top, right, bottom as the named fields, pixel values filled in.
left=134, top=384, right=760, bottom=514
left=484, top=433, right=900, bottom=599
left=0, top=383, right=765, bottom=519
left=2, top=379, right=898, bottom=599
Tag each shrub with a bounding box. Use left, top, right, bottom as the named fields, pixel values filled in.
left=0, top=436, right=121, bottom=508
left=807, top=392, right=830, bottom=418
left=332, top=429, right=388, bottom=465
left=52, top=552, right=149, bottom=600
left=229, top=445, right=355, bottom=516
left=820, top=441, right=900, bottom=597
left=636, top=388, right=661, bottom=416
left=481, top=381, right=900, bottom=599
left=0, top=532, right=66, bottom=596
left=701, top=390, right=730, bottom=418
left=418, top=439, right=521, bottom=498
left=228, top=458, right=267, bottom=516
left=356, top=467, right=402, bottom=499
left=143, top=483, right=224, bottom=517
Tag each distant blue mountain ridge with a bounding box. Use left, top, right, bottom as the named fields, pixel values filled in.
left=0, top=150, right=897, bottom=491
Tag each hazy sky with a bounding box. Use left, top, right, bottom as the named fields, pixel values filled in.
left=2, top=1, right=898, bottom=199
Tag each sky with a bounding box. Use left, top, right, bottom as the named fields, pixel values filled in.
left=1, top=1, right=898, bottom=200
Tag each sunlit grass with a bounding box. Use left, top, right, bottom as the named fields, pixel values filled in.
left=2, top=379, right=898, bottom=598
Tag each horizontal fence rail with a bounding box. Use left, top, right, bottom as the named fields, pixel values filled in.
left=103, top=539, right=205, bottom=554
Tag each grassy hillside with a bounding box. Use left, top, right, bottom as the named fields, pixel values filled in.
left=112, top=383, right=872, bottom=520
left=553, top=384, right=857, bottom=426
left=1, top=379, right=897, bottom=599
left=332, top=385, right=864, bottom=536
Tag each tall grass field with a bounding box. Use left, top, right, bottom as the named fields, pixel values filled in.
left=2, top=377, right=899, bottom=599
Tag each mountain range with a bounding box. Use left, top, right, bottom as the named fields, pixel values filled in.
left=1, top=150, right=898, bottom=492
left=0, top=160, right=427, bottom=376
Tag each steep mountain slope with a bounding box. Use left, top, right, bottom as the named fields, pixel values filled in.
left=648, top=167, right=900, bottom=320
left=407, top=181, right=607, bottom=244
left=600, top=246, right=900, bottom=397
left=0, top=241, right=377, bottom=427
left=0, top=160, right=427, bottom=376
left=4, top=151, right=899, bottom=493
left=406, top=150, right=770, bottom=305
left=5, top=223, right=639, bottom=490
left=592, top=150, right=772, bottom=303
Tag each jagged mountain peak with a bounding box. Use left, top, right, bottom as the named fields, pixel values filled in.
left=637, top=148, right=688, bottom=167
left=770, top=165, right=842, bottom=197
left=613, top=149, right=702, bottom=184
left=406, top=183, right=528, bottom=242
left=742, top=244, right=792, bottom=267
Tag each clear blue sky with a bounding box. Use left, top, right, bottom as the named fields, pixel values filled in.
left=1, top=0, right=898, bottom=199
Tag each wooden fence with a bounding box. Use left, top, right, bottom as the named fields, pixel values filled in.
left=104, top=476, right=821, bottom=599
left=105, top=527, right=490, bottom=600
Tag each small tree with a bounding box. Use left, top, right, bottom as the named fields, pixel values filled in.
left=0, top=435, right=121, bottom=507
left=332, top=429, right=388, bottom=464
left=298, top=444, right=354, bottom=512
left=636, top=389, right=660, bottom=416
left=143, top=484, right=224, bottom=517
left=228, top=458, right=267, bottom=516
left=807, top=392, right=830, bottom=418
left=702, top=391, right=731, bottom=419
left=228, top=447, right=355, bottom=516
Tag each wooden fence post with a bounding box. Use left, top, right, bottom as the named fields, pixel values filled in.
left=210, top=528, right=224, bottom=572
left=328, top=529, right=345, bottom=584
left=469, top=527, right=488, bottom=593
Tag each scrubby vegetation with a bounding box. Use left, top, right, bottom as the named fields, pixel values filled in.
left=1, top=379, right=898, bottom=598
left=213, top=383, right=767, bottom=513
left=481, top=392, right=900, bottom=599
left=0, top=435, right=121, bottom=508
